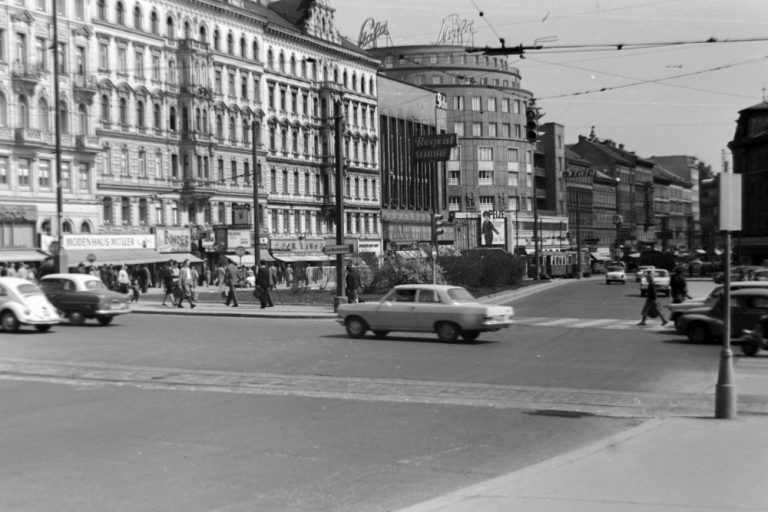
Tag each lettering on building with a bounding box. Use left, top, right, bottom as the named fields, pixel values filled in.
left=358, top=18, right=391, bottom=49
left=435, top=14, right=476, bottom=46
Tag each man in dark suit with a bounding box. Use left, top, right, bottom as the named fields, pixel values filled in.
left=224, top=260, right=240, bottom=307
left=256, top=261, right=275, bottom=308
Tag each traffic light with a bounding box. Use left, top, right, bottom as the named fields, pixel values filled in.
left=431, top=213, right=445, bottom=244
left=525, top=102, right=540, bottom=143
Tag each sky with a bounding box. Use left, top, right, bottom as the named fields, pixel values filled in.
left=331, top=0, right=768, bottom=171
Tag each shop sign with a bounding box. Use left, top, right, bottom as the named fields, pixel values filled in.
left=435, top=14, right=476, bottom=46
left=358, top=18, right=391, bottom=49
left=0, top=205, right=38, bottom=222
left=271, top=238, right=327, bottom=253
left=62, top=234, right=156, bottom=250
left=227, top=229, right=253, bottom=249
left=357, top=240, right=382, bottom=255
left=155, top=228, right=192, bottom=253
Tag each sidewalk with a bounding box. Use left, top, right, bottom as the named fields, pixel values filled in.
left=396, top=415, right=768, bottom=512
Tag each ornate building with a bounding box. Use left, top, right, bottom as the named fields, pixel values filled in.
left=0, top=0, right=381, bottom=269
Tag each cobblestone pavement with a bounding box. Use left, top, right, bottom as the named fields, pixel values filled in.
left=1, top=357, right=766, bottom=417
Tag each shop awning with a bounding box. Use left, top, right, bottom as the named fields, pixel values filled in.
left=163, top=253, right=204, bottom=264
left=226, top=253, right=275, bottom=267
left=0, top=250, right=49, bottom=263
left=64, top=248, right=167, bottom=266
left=271, top=253, right=330, bottom=263
left=590, top=252, right=610, bottom=261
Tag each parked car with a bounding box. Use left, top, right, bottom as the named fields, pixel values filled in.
left=639, top=269, right=670, bottom=297
left=668, top=281, right=768, bottom=333
left=635, top=265, right=656, bottom=282
left=676, top=288, right=768, bottom=344
left=605, top=265, right=626, bottom=285
left=40, top=273, right=131, bottom=325
left=712, top=265, right=764, bottom=284
left=0, top=277, right=61, bottom=333
left=337, top=284, right=514, bottom=343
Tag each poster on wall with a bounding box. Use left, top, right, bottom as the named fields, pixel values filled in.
left=478, top=210, right=507, bottom=249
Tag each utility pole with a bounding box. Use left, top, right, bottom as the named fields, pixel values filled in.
left=53, top=0, right=64, bottom=272
left=333, top=98, right=346, bottom=311
left=251, top=121, right=260, bottom=268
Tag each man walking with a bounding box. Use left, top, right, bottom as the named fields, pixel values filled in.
left=178, top=259, right=197, bottom=309
left=670, top=267, right=690, bottom=304
left=345, top=261, right=361, bottom=304
left=638, top=273, right=668, bottom=327
left=224, top=259, right=240, bottom=307
left=256, top=261, right=275, bottom=309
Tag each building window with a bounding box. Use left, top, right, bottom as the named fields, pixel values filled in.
left=471, top=97, right=481, bottom=111
left=501, top=99, right=509, bottom=112
left=453, top=122, right=464, bottom=137
left=139, top=198, right=148, bottom=224
left=0, top=156, right=8, bottom=186
left=155, top=200, right=164, bottom=225
left=488, top=123, right=497, bottom=137
left=479, top=171, right=493, bottom=186
left=502, top=123, right=510, bottom=138
left=103, top=197, right=113, bottom=224
left=479, top=196, right=494, bottom=211
left=61, top=162, right=71, bottom=191
left=472, top=123, right=482, bottom=136
left=487, top=98, right=497, bottom=112
left=121, top=146, right=129, bottom=175
left=38, top=160, right=51, bottom=188
left=171, top=201, right=179, bottom=225
left=98, top=42, right=109, bottom=70
left=453, top=96, right=464, bottom=110
left=478, top=147, right=493, bottom=160
left=138, top=149, right=146, bottom=177
left=18, top=158, right=30, bottom=187
left=508, top=171, right=519, bottom=186
left=448, top=170, right=460, bottom=186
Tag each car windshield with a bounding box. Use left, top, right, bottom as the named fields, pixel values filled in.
left=650, top=270, right=668, bottom=278
left=17, top=283, right=43, bottom=297
left=607, top=266, right=623, bottom=272
left=84, top=280, right=108, bottom=291
left=446, top=287, right=475, bottom=303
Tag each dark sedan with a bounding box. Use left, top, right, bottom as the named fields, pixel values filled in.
left=40, top=273, right=131, bottom=325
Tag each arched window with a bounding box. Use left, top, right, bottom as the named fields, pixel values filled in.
left=240, top=36, right=246, bottom=57
left=290, top=56, right=296, bottom=76
left=133, top=6, right=141, bottom=30
left=252, top=40, right=259, bottom=61
left=168, top=59, right=176, bottom=83
left=267, top=49, right=274, bottom=69
left=343, top=70, right=348, bottom=88
left=97, top=0, right=107, bottom=20
left=181, top=107, right=189, bottom=132
left=360, top=76, right=366, bottom=95
left=62, top=221, right=73, bottom=234
left=279, top=52, right=285, bottom=73
left=116, top=1, right=125, bottom=25
left=183, top=21, right=191, bottom=39
left=352, top=72, right=357, bottom=91
left=153, top=103, right=161, bottom=129
left=121, top=196, right=131, bottom=224
left=228, top=116, right=236, bottom=141
left=0, top=91, right=7, bottom=126
left=77, top=104, right=87, bottom=134
left=195, top=108, right=201, bottom=131
left=202, top=109, right=208, bottom=134
left=137, top=100, right=145, bottom=128
left=150, top=11, right=158, bottom=34
left=119, top=98, right=128, bottom=125
left=216, top=114, right=223, bottom=138
left=100, top=94, right=110, bottom=123
left=166, top=16, right=175, bottom=40
left=80, top=221, right=91, bottom=233
left=200, top=26, right=207, bottom=44
left=37, top=97, right=49, bottom=132
left=169, top=106, right=176, bottom=131
left=59, top=100, right=69, bottom=134
left=213, top=29, right=220, bottom=51
left=227, top=33, right=234, bottom=54
left=368, top=78, right=374, bottom=96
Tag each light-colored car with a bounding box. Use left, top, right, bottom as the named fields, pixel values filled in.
left=0, top=277, right=61, bottom=333
left=668, top=281, right=768, bottom=333
left=635, top=265, right=656, bottom=282
left=40, top=273, right=131, bottom=325
left=605, top=266, right=626, bottom=285
left=336, top=284, right=514, bottom=343
left=639, top=269, right=670, bottom=297
left=677, top=289, right=768, bottom=344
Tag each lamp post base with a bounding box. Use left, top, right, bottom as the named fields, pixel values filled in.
left=715, top=348, right=737, bottom=419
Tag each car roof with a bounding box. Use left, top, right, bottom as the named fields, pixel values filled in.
left=0, top=277, right=39, bottom=287
left=42, top=273, right=100, bottom=282
left=730, top=288, right=768, bottom=297
left=393, top=284, right=464, bottom=291
left=728, top=281, right=768, bottom=289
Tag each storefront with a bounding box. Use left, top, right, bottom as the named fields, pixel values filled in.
left=0, top=205, right=48, bottom=264
left=61, top=234, right=166, bottom=268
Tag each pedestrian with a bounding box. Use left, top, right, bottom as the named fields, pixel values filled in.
left=638, top=273, right=668, bottom=327
left=345, top=261, right=361, bottom=304
left=285, top=264, right=294, bottom=288
left=117, top=264, right=130, bottom=294
left=204, top=265, right=212, bottom=287
left=670, top=267, right=691, bottom=304
left=161, top=263, right=176, bottom=306
left=216, top=263, right=227, bottom=297
left=256, top=260, right=275, bottom=308
left=178, top=259, right=196, bottom=309
left=129, top=274, right=141, bottom=303
left=223, top=259, right=240, bottom=307
left=268, top=263, right=278, bottom=290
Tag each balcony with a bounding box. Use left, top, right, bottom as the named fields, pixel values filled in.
left=180, top=178, right=217, bottom=205
left=15, top=128, right=54, bottom=146
left=11, top=62, right=44, bottom=96
left=72, top=75, right=98, bottom=103
left=76, top=134, right=101, bottom=153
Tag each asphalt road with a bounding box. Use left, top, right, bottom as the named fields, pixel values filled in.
left=0, top=276, right=757, bottom=512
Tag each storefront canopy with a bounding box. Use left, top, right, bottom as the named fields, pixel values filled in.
left=590, top=252, right=611, bottom=261
left=226, top=253, right=275, bottom=267
left=163, top=253, right=204, bottom=264
left=64, top=248, right=167, bottom=266
left=0, top=250, right=49, bottom=263
left=271, top=253, right=330, bottom=264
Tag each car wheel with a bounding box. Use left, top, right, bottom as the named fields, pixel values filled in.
left=97, top=316, right=114, bottom=326
left=686, top=321, right=712, bottom=344
left=372, top=330, right=389, bottom=338
left=345, top=316, right=368, bottom=338
left=1, top=311, right=20, bottom=333
left=436, top=322, right=460, bottom=343
left=740, top=341, right=759, bottom=357
left=461, top=332, right=479, bottom=342
left=68, top=311, right=85, bottom=326
left=35, top=324, right=52, bottom=333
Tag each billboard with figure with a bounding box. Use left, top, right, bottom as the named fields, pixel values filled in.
left=479, top=210, right=507, bottom=249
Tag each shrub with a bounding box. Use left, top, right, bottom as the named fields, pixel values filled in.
left=439, top=248, right=525, bottom=288
left=368, top=251, right=446, bottom=292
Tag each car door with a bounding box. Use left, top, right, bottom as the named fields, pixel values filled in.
left=39, top=278, right=64, bottom=309
left=732, top=295, right=768, bottom=336
left=410, top=289, right=447, bottom=331
left=373, top=288, right=417, bottom=331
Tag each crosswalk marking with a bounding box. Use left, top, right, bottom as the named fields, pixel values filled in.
left=515, top=316, right=669, bottom=331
